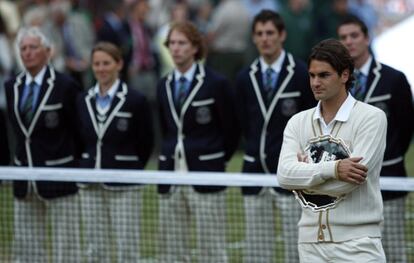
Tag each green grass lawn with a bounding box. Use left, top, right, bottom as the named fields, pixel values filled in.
left=406, top=144, right=414, bottom=177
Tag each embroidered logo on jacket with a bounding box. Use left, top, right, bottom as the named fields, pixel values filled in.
left=44, top=111, right=59, bottom=128
left=195, top=106, right=211, bottom=124
left=281, top=98, right=298, bottom=117
left=116, top=118, right=129, bottom=132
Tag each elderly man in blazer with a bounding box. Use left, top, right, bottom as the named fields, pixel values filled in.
left=156, top=21, right=239, bottom=263
left=5, top=26, right=82, bottom=262
left=338, top=15, right=414, bottom=262
left=235, top=10, right=315, bottom=263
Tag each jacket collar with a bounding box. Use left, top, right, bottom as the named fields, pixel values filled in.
left=13, top=66, right=56, bottom=137
left=85, top=81, right=128, bottom=139
left=364, top=58, right=382, bottom=103
left=249, top=53, right=296, bottom=118
left=165, top=62, right=205, bottom=127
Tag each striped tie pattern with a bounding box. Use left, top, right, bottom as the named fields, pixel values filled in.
left=176, top=76, right=188, bottom=109
left=22, top=81, right=37, bottom=126
left=264, top=67, right=276, bottom=102
left=351, top=71, right=367, bottom=100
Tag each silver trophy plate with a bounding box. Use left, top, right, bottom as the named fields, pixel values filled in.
left=293, top=135, right=351, bottom=212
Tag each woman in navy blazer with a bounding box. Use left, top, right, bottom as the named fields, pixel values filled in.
left=76, top=42, right=153, bottom=262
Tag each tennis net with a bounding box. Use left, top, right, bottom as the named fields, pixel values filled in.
left=0, top=167, right=413, bottom=262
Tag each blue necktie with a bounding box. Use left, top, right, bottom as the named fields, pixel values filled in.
left=176, top=76, right=188, bottom=109
left=264, top=67, right=278, bottom=102
left=22, top=81, right=37, bottom=126
left=352, top=71, right=367, bottom=100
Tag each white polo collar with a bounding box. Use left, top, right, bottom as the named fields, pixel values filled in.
left=313, top=93, right=356, bottom=126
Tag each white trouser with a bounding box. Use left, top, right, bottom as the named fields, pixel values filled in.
left=381, top=196, right=407, bottom=263
left=80, top=186, right=142, bottom=263
left=13, top=191, right=81, bottom=263
left=158, top=186, right=228, bottom=263
left=243, top=188, right=301, bottom=263
left=298, top=237, right=386, bottom=263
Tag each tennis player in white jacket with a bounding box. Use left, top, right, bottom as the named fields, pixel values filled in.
left=277, top=39, right=387, bottom=263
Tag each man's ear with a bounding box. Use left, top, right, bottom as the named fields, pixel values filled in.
left=46, top=47, right=52, bottom=57
left=280, top=30, right=287, bottom=43
left=117, top=59, right=124, bottom=72
left=341, top=69, right=350, bottom=84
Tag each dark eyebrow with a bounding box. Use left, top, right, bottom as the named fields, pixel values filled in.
left=309, top=71, right=331, bottom=77
left=319, top=71, right=331, bottom=76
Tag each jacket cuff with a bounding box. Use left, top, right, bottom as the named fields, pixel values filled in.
left=320, top=161, right=337, bottom=180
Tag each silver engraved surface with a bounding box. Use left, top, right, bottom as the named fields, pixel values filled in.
left=293, top=135, right=351, bottom=212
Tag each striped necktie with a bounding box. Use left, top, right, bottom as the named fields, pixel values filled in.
left=264, top=67, right=278, bottom=102
left=351, top=70, right=367, bottom=100
left=176, top=76, right=188, bottom=109
left=22, top=81, right=37, bottom=126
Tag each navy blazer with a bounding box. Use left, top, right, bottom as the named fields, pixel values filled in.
left=157, top=63, right=240, bottom=193
left=5, top=67, right=81, bottom=199
left=358, top=59, right=414, bottom=200
left=235, top=53, right=315, bottom=195
left=76, top=82, right=154, bottom=189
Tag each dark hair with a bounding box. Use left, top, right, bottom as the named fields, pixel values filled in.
left=252, top=9, right=285, bottom=34
left=308, top=39, right=355, bottom=90
left=164, top=21, right=206, bottom=61
left=337, top=14, right=369, bottom=37
left=92, top=42, right=123, bottom=62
